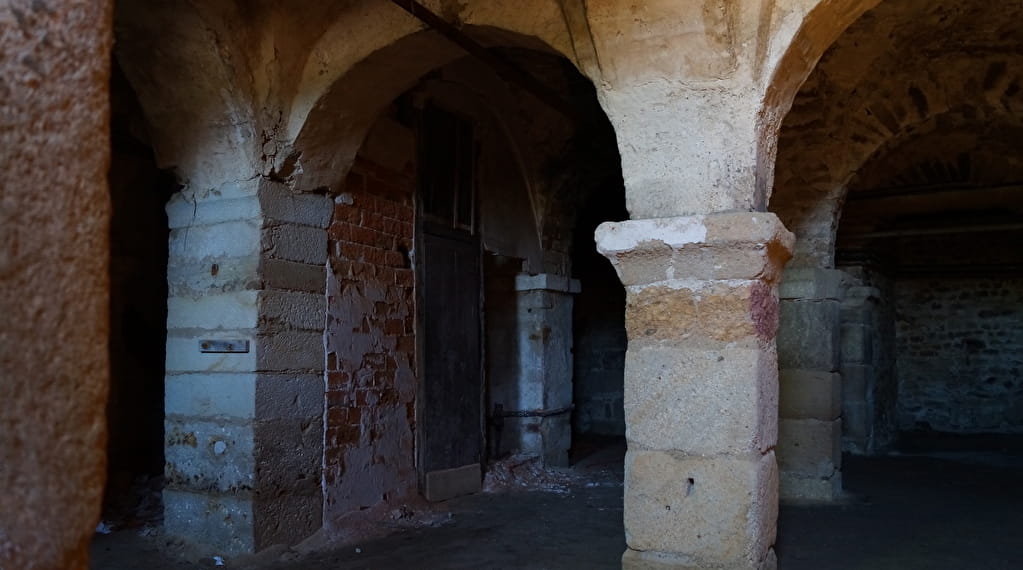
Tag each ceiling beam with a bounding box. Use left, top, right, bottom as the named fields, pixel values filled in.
left=387, top=0, right=583, bottom=123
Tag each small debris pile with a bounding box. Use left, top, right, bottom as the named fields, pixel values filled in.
left=483, top=454, right=582, bottom=494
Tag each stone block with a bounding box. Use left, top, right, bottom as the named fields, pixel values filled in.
left=168, top=254, right=262, bottom=297
left=778, top=369, right=841, bottom=421
left=779, top=470, right=842, bottom=503
left=840, top=364, right=871, bottom=403
left=256, top=330, right=325, bottom=371
left=255, top=373, right=324, bottom=421
left=262, top=223, right=328, bottom=265
left=263, top=258, right=327, bottom=294
left=166, top=193, right=260, bottom=229
left=253, top=490, right=323, bottom=550
left=167, top=291, right=259, bottom=330
left=596, top=213, right=793, bottom=286
left=777, top=419, right=841, bottom=477
left=165, top=373, right=256, bottom=419
left=259, top=290, right=326, bottom=331
left=626, top=281, right=779, bottom=347
left=166, top=332, right=257, bottom=373
left=164, top=418, right=255, bottom=494
left=840, top=323, right=871, bottom=364
left=777, top=299, right=840, bottom=371
left=623, top=547, right=777, bottom=570
left=169, top=219, right=261, bottom=260
left=625, top=345, right=777, bottom=455
left=259, top=182, right=332, bottom=228
left=779, top=268, right=844, bottom=300
left=624, top=450, right=777, bottom=568
left=163, top=488, right=255, bottom=555
left=253, top=418, right=323, bottom=496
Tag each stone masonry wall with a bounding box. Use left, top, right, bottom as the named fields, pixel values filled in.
left=896, top=277, right=1023, bottom=434
left=324, top=156, right=417, bottom=523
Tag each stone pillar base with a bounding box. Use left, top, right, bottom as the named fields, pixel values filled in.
left=597, top=213, right=794, bottom=569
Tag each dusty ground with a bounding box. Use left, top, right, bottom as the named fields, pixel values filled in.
left=92, top=435, right=1023, bottom=569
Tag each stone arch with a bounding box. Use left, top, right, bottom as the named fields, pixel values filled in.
left=755, top=0, right=882, bottom=208
left=287, top=24, right=577, bottom=196
left=768, top=0, right=1023, bottom=505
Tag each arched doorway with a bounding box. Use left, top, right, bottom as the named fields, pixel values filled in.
left=770, top=0, right=1023, bottom=565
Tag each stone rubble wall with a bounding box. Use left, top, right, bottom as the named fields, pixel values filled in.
left=896, top=277, right=1023, bottom=434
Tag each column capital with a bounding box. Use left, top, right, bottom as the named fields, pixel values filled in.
left=596, top=212, right=794, bottom=286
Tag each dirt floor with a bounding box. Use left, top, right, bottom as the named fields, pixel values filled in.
left=91, top=435, right=1023, bottom=569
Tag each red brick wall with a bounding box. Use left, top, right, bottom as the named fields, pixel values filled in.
left=324, top=156, right=417, bottom=520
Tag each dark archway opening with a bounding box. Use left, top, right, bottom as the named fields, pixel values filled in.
left=101, top=59, right=172, bottom=533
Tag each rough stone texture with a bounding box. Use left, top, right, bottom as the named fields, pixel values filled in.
left=0, top=3, right=111, bottom=568
left=778, top=370, right=841, bottom=421
left=896, top=277, right=1023, bottom=434
left=600, top=213, right=792, bottom=569
left=624, top=451, right=779, bottom=569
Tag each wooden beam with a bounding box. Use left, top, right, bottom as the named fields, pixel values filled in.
left=387, top=0, right=583, bottom=122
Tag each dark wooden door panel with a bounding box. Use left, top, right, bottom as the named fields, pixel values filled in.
left=420, top=230, right=482, bottom=499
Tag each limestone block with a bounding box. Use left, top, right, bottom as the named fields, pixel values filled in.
left=164, top=418, right=255, bottom=494
left=254, top=491, right=323, bottom=550
left=626, top=281, right=780, bottom=347
left=256, top=330, right=325, bottom=371
left=778, top=369, right=841, bottom=421
left=596, top=213, right=794, bottom=286
left=777, top=419, right=841, bottom=477
left=166, top=332, right=257, bottom=373
left=625, top=345, right=777, bottom=455
left=263, top=258, right=327, bottom=294
left=169, top=219, right=261, bottom=260
left=777, top=299, right=840, bottom=371
left=624, top=547, right=777, bottom=570
left=259, top=290, right=326, bottom=331
left=163, top=488, right=255, bottom=555
left=253, top=418, right=323, bottom=497
left=166, top=193, right=260, bottom=229
left=255, top=373, right=325, bottom=421
left=779, top=268, right=844, bottom=300
left=624, top=450, right=778, bottom=568
left=261, top=223, right=328, bottom=265
left=168, top=254, right=262, bottom=297
left=165, top=373, right=256, bottom=419
left=841, top=364, right=871, bottom=404
left=779, top=471, right=843, bottom=503
left=840, top=323, right=871, bottom=364
left=167, top=291, right=259, bottom=330
left=259, top=182, right=332, bottom=228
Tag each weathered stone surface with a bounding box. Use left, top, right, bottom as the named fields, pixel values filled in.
left=779, top=471, right=843, bottom=503
left=779, top=369, right=841, bottom=421
left=777, top=299, right=841, bottom=371
left=625, top=345, right=778, bottom=456
left=1, top=3, right=111, bottom=567
left=163, top=489, right=256, bottom=555
left=626, top=281, right=780, bottom=346
left=623, top=547, right=779, bottom=570
left=596, top=214, right=794, bottom=286
left=166, top=373, right=257, bottom=419
left=624, top=450, right=778, bottom=568
left=779, top=268, right=845, bottom=300
left=777, top=419, right=842, bottom=477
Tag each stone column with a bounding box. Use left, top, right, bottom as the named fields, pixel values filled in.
left=163, top=180, right=328, bottom=554
left=776, top=268, right=844, bottom=501
left=597, top=213, right=793, bottom=570
left=491, top=274, right=579, bottom=466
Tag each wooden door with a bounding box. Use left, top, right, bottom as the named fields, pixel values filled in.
left=420, top=227, right=483, bottom=501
